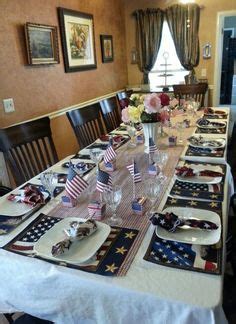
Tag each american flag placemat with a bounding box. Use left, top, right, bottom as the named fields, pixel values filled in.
left=144, top=197, right=222, bottom=275
left=3, top=213, right=139, bottom=277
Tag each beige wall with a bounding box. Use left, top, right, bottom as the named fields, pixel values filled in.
left=0, top=0, right=127, bottom=158
left=124, top=0, right=236, bottom=104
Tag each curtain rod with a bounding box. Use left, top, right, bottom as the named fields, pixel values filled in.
left=132, top=4, right=204, bottom=17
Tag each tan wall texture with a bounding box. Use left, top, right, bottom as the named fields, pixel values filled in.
left=0, top=0, right=127, bottom=158
left=124, top=0, right=236, bottom=103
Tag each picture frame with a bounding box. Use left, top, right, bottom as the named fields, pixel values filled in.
left=57, top=7, right=97, bottom=73
left=100, top=35, right=114, bottom=63
left=25, top=22, right=59, bottom=65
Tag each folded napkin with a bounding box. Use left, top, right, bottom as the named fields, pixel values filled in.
left=8, top=185, right=45, bottom=207
left=87, top=143, right=108, bottom=150
left=188, top=136, right=222, bottom=148
left=175, top=166, right=223, bottom=178
left=150, top=212, right=218, bottom=232
left=51, top=219, right=97, bottom=257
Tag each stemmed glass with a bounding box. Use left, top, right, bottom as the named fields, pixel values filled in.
left=103, top=185, right=122, bottom=225
left=40, top=170, right=58, bottom=204
left=153, top=151, right=168, bottom=183
left=90, top=148, right=104, bottom=173
left=175, top=121, right=185, bottom=144
left=127, top=123, right=136, bottom=147
left=144, top=178, right=161, bottom=211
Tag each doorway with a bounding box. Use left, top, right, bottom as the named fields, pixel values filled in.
left=214, top=11, right=236, bottom=112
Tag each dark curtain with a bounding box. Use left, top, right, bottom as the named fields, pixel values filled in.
left=166, top=4, right=200, bottom=73
left=134, top=9, right=164, bottom=84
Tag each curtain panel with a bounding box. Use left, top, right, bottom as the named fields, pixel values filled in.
left=165, top=4, right=200, bottom=72
left=134, top=9, right=164, bottom=84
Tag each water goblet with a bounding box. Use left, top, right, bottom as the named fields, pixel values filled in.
left=175, top=121, right=185, bottom=144
left=127, top=123, right=136, bottom=147
left=40, top=170, right=58, bottom=204
left=144, top=178, right=161, bottom=211
left=153, top=151, right=168, bottom=183
left=103, top=185, right=122, bottom=226
left=90, top=148, right=104, bottom=173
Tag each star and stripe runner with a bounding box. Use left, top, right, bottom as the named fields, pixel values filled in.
left=65, top=166, right=89, bottom=199
left=126, top=160, right=141, bottom=183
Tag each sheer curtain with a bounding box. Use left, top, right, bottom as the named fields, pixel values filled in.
left=165, top=4, right=200, bottom=77
left=134, top=9, right=164, bottom=84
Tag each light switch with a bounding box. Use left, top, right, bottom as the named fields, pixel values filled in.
left=3, top=98, right=15, bottom=113
left=201, top=68, right=207, bottom=77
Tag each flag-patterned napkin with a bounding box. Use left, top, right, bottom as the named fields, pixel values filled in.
left=96, top=169, right=112, bottom=192
left=185, top=146, right=224, bottom=158
left=65, top=167, right=88, bottom=199
left=127, top=160, right=141, bottom=183
left=104, top=138, right=117, bottom=163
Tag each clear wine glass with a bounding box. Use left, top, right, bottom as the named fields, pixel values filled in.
left=153, top=151, right=168, bottom=183
left=103, top=185, right=122, bottom=226
left=127, top=123, right=136, bottom=147
left=144, top=178, right=161, bottom=211
left=175, top=121, right=185, bottom=144
left=90, top=148, right=104, bottom=173
left=40, top=170, right=58, bottom=204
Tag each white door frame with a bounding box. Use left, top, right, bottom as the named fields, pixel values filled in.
left=213, top=10, right=236, bottom=107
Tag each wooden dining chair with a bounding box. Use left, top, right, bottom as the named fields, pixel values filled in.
left=66, top=103, right=106, bottom=149
left=116, top=90, right=132, bottom=110
left=99, top=96, right=122, bottom=133
left=0, top=117, right=58, bottom=187
left=173, top=83, right=208, bottom=108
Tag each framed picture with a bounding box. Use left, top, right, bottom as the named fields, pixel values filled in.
left=100, top=35, right=113, bottom=63
left=25, top=22, right=59, bottom=65
left=58, top=7, right=97, bottom=73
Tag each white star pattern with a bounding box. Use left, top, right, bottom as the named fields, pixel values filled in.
left=160, top=219, right=165, bottom=225
left=183, top=254, right=189, bottom=258
left=204, top=223, right=210, bottom=229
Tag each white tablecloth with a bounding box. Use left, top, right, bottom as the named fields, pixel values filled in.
left=0, top=108, right=232, bottom=324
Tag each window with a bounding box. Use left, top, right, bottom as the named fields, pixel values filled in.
left=149, top=21, right=188, bottom=89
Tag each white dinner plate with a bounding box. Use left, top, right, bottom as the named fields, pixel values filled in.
left=34, top=217, right=111, bottom=264
left=188, top=137, right=226, bottom=149
left=0, top=191, right=49, bottom=216
left=197, top=121, right=226, bottom=129
left=155, top=207, right=221, bottom=245
left=176, top=175, right=222, bottom=184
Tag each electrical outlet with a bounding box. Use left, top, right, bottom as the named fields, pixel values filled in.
left=3, top=98, right=15, bottom=113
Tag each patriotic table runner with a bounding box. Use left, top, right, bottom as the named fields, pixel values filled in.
left=4, top=213, right=139, bottom=277
left=144, top=197, right=222, bottom=275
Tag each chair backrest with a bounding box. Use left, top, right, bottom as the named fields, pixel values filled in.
left=66, top=103, right=106, bottom=149
left=0, top=117, right=58, bottom=187
left=99, top=96, right=121, bottom=133
left=173, top=83, right=208, bottom=108
left=116, top=90, right=132, bottom=110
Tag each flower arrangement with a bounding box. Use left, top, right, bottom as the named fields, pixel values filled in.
left=121, top=93, right=170, bottom=124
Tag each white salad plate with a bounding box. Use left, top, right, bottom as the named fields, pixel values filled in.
left=188, top=137, right=226, bottom=149
left=176, top=174, right=222, bottom=184
left=0, top=191, right=49, bottom=216
left=197, top=121, right=226, bottom=129
left=155, top=207, right=221, bottom=245
left=34, top=217, right=111, bottom=264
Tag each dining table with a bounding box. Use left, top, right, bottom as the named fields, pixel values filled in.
left=0, top=107, right=233, bottom=324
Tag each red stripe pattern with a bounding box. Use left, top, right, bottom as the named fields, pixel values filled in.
left=65, top=167, right=88, bottom=199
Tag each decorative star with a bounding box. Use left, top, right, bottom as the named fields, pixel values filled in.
left=0, top=229, right=7, bottom=235
left=170, top=198, right=177, bottom=204
left=116, top=246, right=128, bottom=255
left=188, top=200, right=197, bottom=206
left=174, top=190, right=181, bottom=195
left=124, top=231, right=136, bottom=239
left=105, top=263, right=118, bottom=273
left=191, top=192, right=199, bottom=197
left=160, top=219, right=165, bottom=225
left=210, top=194, right=218, bottom=199
left=209, top=202, right=218, bottom=208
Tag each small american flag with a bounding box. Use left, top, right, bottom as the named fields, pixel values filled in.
left=149, top=137, right=157, bottom=154
left=127, top=160, right=141, bottom=183
left=96, top=169, right=112, bottom=192
left=65, top=166, right=88, bottom=199
left=104, top=139, right=117, bottom=163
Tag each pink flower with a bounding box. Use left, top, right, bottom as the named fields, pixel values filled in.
left=159, top=93, right=170, bottom=106
left=160, top=107, right=170, bottom=124
left=144, top=93, right=162, bottom=114
left=121, top=107, right=130, bottom=123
